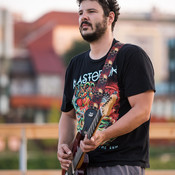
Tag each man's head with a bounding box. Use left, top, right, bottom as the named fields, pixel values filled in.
left=77, top=0, right=120, bottom=31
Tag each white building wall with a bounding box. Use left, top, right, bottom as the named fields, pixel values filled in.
left=36, top=75, right=62, bottom=97
left=0, top=9, right=14, bottom=59
left=10, top=78, right=36, bottom=95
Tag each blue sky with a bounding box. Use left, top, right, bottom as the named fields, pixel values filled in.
left=0, top=0, right=175, bottom=22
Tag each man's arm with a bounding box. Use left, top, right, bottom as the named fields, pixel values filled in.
left=80, top=90, right=154, bottom=152
left=104, top=90, right=154, bottom=138
left=57, top=109, right=76, bottom=170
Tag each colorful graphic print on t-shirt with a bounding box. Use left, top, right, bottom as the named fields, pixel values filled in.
left=72, top=71, right=120, bottom=144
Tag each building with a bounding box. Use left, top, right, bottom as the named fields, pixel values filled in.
left=114, top=8, right=175, bottom=121
left=9, top=12, right=74, bottom=122
left=1, top=8, right=175, bottom=122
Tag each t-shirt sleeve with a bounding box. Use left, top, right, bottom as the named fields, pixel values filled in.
left=61, top=60, right=74, bottom=112
left=122, top=45, right=155, bottom=97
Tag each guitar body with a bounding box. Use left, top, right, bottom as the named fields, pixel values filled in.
left=62, top=132, right=89, bottom=175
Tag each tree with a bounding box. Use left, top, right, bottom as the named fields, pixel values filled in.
left=47, top=103, right=61, bottom=123
left=63, top=40, right=90, bottom=66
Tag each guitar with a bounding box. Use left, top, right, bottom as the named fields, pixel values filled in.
left=62, top=94, right=117, bottom=175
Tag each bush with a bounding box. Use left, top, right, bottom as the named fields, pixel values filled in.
left=0, top=143, right=175, bottom=170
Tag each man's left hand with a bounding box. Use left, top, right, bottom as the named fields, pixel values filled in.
left=80, top=131, right=105, bottom=152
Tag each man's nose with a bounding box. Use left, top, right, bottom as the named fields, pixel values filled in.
left=79, top=12, right=89, bottom=22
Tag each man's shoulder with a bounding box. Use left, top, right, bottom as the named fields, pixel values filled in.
left=117, top=42, right=149, bottom=61
left=114, top=39, right=140, bottom=50
left=120, top=43, right=143, bottom=53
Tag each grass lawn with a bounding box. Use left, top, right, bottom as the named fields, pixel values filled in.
left=149, top=145, right=175, bottom=169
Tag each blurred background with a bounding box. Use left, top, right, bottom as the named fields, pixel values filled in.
left=0, top=0, right=175, bottom=173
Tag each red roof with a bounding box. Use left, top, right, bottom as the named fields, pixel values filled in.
left=14, top=11, right=70, bottom=75
left=26, top=25, right=53, bottom=51
left=25, top=24, right=65, bottom=75
left=35, top=11, right=79, bottom=26
left=29, top=48, right=65, bottom=74
left=14, top=11, right=79, bottom=47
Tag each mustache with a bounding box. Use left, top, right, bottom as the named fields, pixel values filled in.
left=80, top=21, right=92, bottom=28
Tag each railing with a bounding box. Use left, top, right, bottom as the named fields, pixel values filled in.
left=0, top=123, right=175, bottom=175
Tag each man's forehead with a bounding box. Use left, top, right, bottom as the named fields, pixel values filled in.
left=79, top=0, right=98, bottom=3
left=79, top=0, right=101, bottom=10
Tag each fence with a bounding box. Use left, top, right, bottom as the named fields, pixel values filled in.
left=0, top=123, right=175, bottom=175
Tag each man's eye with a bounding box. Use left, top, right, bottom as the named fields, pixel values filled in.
left=79, top=12, right=83, bottom=16
left=89, top=10, right=95, bottom=13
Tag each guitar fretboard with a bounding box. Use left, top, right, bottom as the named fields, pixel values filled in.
left=87, top=109, right=102, bottom=138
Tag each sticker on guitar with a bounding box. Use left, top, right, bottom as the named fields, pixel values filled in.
left=62, top=94, right=117, bottom=175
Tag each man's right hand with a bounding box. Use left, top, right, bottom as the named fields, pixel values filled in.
left=57, top=144, right=73, bottom=170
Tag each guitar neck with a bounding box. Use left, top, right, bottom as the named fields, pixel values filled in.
left=87, top=108, right=102, bottom=139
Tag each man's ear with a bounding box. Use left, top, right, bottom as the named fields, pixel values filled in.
left=108, top=11, right=115, bottom=25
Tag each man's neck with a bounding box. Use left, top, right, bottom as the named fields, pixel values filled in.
left=89, top=32, right=114, bottom=60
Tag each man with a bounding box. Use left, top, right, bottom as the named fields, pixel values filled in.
left=57, top=0, right=155, bottom=174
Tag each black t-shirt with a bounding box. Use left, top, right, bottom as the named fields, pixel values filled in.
left=61, top=39, right=155, bottom=168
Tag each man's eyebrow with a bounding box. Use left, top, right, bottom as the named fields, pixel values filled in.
left=79, top=8, right=98, bottom=13
left=87, top=8, right=98, bottom=11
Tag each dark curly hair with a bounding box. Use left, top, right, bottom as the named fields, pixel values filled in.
left=77, top=0, right=120, bottom=31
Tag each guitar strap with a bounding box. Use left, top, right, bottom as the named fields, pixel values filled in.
left=83, top=41, right=124, bottom=132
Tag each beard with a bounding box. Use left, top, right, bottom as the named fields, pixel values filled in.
left=79, top=17, right=107, bottom=43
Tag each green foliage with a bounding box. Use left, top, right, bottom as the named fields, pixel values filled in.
left=27, top=151, right=60, bottom=169
left=0, top=116, right=5, bottom=123
left=0, top=144, right=175, bottom=170
left=63, top=40, right=90, bottom=66
left=0, top=151, right=19, bottom=169
left=149, top=145, right=175, bottom=169
left=27, top=140, right=60, bottom=169
left=47, top=104, right=61, bottom=123
left=43, top=104, right=60, bottom=149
